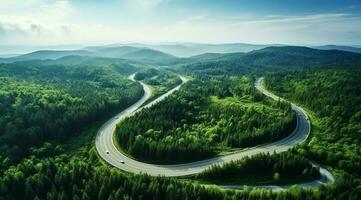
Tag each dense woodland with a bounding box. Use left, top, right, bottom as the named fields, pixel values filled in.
left=0, top=128, right=359, bottom=200
left=266, top=68, right=361, bottom=194
left=197, top=151, right=320, bottom=184
left=1, top=45, right=361, bottom=199
left=116, top=75, right=296, bottom=163
left=177, top=46, right=361, bottom=75
left=134, top=68, right=182, bottom=98
left=0, top=62, right=143, bottom=167
left=178, top=59, right=252, bottom=75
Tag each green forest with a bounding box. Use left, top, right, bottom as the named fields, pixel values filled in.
left=1, top=45, right=361, bottom=199
left=116, top=75, right=296, bottom=163
left=196, top=151, right=320, bottom=184
left=0, top=62, right=143, bottom=167
left=265, top=68, right=361, bottom=195
left=134, top=68, right=182, bottom=100
left=2, top=133, right=353, bottom=200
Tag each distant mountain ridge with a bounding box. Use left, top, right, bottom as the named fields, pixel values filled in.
left=0, top=46, right=179, bottom=65
left=116, top=43, right=272, bottom=57
left=87, top=46, right=142, bottom=57
left=1, top=44, right=361, bottom=67
left=0, top=50, right=96, bottom=63
left=179, top=46, right=361, bottom=74
left=315, top=45, right=361, bottom=53
left=20, top=50, right=95, bottom=60
left=0, top=54, right=20, bottom=58
left=242, top=46, right=361, bottom=67
left=87, top=46, right=178, bottom=64
left=82, top=43, right=361, bottom=57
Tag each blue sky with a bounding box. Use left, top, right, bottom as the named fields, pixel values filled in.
left=0, top=0, right=360, bottom=45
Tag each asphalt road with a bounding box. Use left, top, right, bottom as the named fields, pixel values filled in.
left=96, top=75, right=334, bottom=190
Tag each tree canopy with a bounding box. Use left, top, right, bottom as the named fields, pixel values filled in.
left=116, top=75, right=296, bottom=163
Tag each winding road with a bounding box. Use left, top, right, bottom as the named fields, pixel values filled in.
left=95, top=74, right=334, bottom=190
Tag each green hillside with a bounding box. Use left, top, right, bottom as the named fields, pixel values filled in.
left=0, top=62, right=143, bottom=163
left=178, top=46, right=361, bottom=74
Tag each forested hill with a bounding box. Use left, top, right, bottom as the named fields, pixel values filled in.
left=178, top=46, right=361, bottom=74
left=2, top=56, right=152, bottom=75
left=315, top=45, right=361, bottom=54
left=0, top=50, right=96, bottom=63
left=3, top=45, right=361, bottom=70
left=265, top=68, right=361, bottom=197
left=0, top=62, right=144, bottom=165
left=0, top=46, right=179, bottom=65
left=242, top=46, right=361, bottom=67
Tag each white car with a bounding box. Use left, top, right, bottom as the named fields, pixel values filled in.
left=120, top=160, right=125, bottom=164
left=106, top=150, right=109, bottom=154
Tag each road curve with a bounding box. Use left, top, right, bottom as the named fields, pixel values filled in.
left=96, top=75, right=334, bottom=189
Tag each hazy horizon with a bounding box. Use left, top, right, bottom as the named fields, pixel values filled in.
left=1, top=42, right=361, bottom=55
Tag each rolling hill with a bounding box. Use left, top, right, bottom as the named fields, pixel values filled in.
left=3, top=45, right=361, bottom=68
left=0, top=50, right=95, bottom=63
left=124, top=43, right=271, bottom=57
left=187, top=52, right=244, bottom=62
left=89, top=46, right=142, bottom=57
left=242, top=46, right=361, bottom=67
left=19, top=50, right=95, bottom=60
left=0, top=46, right=179, bottom=65
left=88, top=46, right=179, bottom=64
left=179, top=46, right=361, bottom=74
left=315, top=45, right=361, bottom=54
left=118, top=48, right=178, bottom=64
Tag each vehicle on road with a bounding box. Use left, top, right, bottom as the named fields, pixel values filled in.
left=106, top=150, right=109, bottom=154
left=95, top=75, right=334, bottom=190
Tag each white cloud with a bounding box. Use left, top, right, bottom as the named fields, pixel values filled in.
left=0, top=0, right=41, bottom=9
left=234, top=13, right=352, bottom=25
left=0, top=0, right=75, bottom=45
left=0, top=0, right=360, bottom=47
left=221, top=13, right=361, bottom=45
